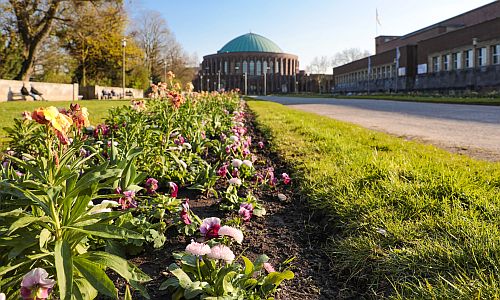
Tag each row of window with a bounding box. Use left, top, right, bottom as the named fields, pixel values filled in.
left=204, top=59, right=297, bottom=76
left=432, top=44, right=500, bottom=72
left=336, top=64, right=397, bottom=84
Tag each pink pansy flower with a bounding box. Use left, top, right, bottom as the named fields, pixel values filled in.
left=145, top=178, right=158, bottom=194
left=238, top=203, right=253, bottom=222
left=218, top=226, right=244, bottom=244
left=200, top=217, right=221, bottom=239
left=20, top=268, right=55, bottom=300
left=217, top=164, right=228, bottom=177
left=118, top=190, right=137, bottom=209
left=180, top=199, right=191, bottom=225
left=231, top=168, right=239, bottom=178
left=282, top=173, right=291, bottom=185
left=186, top=240, right=211, bottom=256
left=258, top=141, right=264, bottom=149
left=263, top=262, right=276, bottom=273
left=169, top=182, right=178, bottom=198
left=208, top=244, right=235, bottom=263
left=174, top=135, right=185, bottom=145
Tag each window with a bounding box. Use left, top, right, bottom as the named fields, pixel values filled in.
left=452, top=53, right=461, bottom=69
left=235, top=62, right=241, bottom=74
left=242, top=61, right=248, bottom=74
left=269, top=61, right=274, bottom=73
left=432, top=56, right=440, bottom=72
left=256, top=60, right=262, bottom=76
left=224, top=61, right=228, bottom=74
left=477, top=47, right=487, bottom=66
left=249, top=61, right=255, bottom=75
left=263, top=61, right=268, bottom=74
left=492, top=45, right=500, bottom=65
left=464, top=50, right=473, bottom=68
left=442, top=54, right=450, bottom=71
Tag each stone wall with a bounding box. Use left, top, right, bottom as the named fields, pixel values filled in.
left=0, top=79, right=78, bottom=102
left=79, top=85, right=144, bottom=100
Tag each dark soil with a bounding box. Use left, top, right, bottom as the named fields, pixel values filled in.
left=110, top=107, right=341, bottom=299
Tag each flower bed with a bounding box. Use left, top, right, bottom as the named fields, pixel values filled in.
left=0, top=77, right=302, bottom=299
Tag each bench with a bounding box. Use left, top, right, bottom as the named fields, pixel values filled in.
left=8, top=92, right=26, bottom=101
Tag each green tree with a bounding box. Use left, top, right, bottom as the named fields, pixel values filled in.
left=0, top=2, right=22, bottom=79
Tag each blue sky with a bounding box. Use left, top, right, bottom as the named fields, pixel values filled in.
left=126, top=0, right=494, bottom=69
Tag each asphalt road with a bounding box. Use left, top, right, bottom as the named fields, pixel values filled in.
left=257, top=96, right=500, bottom=161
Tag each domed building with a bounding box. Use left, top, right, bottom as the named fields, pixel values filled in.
left=197, top=33, right=299, bottom=94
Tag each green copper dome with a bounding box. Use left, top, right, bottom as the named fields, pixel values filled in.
left=218, top=33, right=283, bottom=54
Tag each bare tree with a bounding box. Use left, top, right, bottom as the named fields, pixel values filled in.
left=332, top=48, right=371, bottom=67
left=306, top=56, right=331, bottom=74
left=130, top=10, right=195, bottom=83
left=130, top=10, right=170, bottom=79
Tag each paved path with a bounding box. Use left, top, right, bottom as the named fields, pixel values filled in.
left=257, top=96, right=500, bottom=161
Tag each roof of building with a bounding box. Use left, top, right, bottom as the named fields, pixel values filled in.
left=218, top=33, right=283, bottom=54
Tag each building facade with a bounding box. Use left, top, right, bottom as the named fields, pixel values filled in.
left=333, top=1, right=500, bottom=94
left=197, top=33, right=299, bottom=94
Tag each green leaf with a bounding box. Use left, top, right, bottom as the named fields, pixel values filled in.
left=124, top=285, right=133, bottom=300
left=263, top=270, right=295, bottom=286
left=39, top=228, right=51, bottom=252
left=81, top=251, right=151, bottom=283
left=242, top=256, right=254, bottom=276
left=55, top=240, right=73, bottom=300
left=74, top=257, right=117, bottom=299
left=254, top=254, right=269, bottom=271
left=8, top=216, right=52, bottom=235
left=222, top=271, right=236, bottom=294
left=159, top=277, right=178, bottom=290
left=72, top=277, right=98, bottom=300
left=184, top=281, right=207, bottom=299
left=0, top=208, right=23, bottom=217
left=64, top=224, right=144, bottom=240
left=169, top=263, right=192, bottom=289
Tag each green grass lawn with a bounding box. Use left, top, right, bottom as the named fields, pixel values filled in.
left=0, top=100, right=129, bottom=144
left=248, top=100, right=500, bottom=299
left=276, top=93, right=500, bottom=105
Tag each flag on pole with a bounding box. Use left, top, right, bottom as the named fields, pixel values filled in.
left=376, top=9, right=382, bottom=26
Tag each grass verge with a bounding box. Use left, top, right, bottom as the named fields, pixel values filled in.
left=248, top=100, right=500, bottom=299
left=274, top=93, right=500, bottom=105
left=0, top=100, right=129, bottom=144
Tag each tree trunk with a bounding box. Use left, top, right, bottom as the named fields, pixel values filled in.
left=10, top=0, right=61, bottom=81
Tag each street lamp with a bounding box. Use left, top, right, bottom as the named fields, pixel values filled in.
left=243, top=72, right=248, bottom=95
left=121, top=38, right=127, bottom=98
left=200, top=74, right=203, bottom=92
left=263, top=67, right=270, bottom=95
left=207, top=78, right=210, bottom=92
left=217, top=70, right=221, bottom=91
left=163, top=59, right=167, bottom=83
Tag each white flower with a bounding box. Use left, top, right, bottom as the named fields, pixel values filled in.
left=231, top=159, right=243, bottom=168
left=182, top=142, right=192, bottom=149
left=228, top=178, right=242, bottom=186
left=90, top=200, right=119, bottom=214
left=113, top=141, right=118, bottom=146
left=208, top=244, right=235, bottom=263
left=179, top=160, right=187, bottom=169
left=0, top=292, right=5, bottom=300
left=219, top=226, right=243, bottom=244
left=185, top=241, right=211, bottom=256
left=242, top=160, right=252, bottom=168
left=277, top=193, right=287, bottom=201
left=229, top=135, right=239, bottom=142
